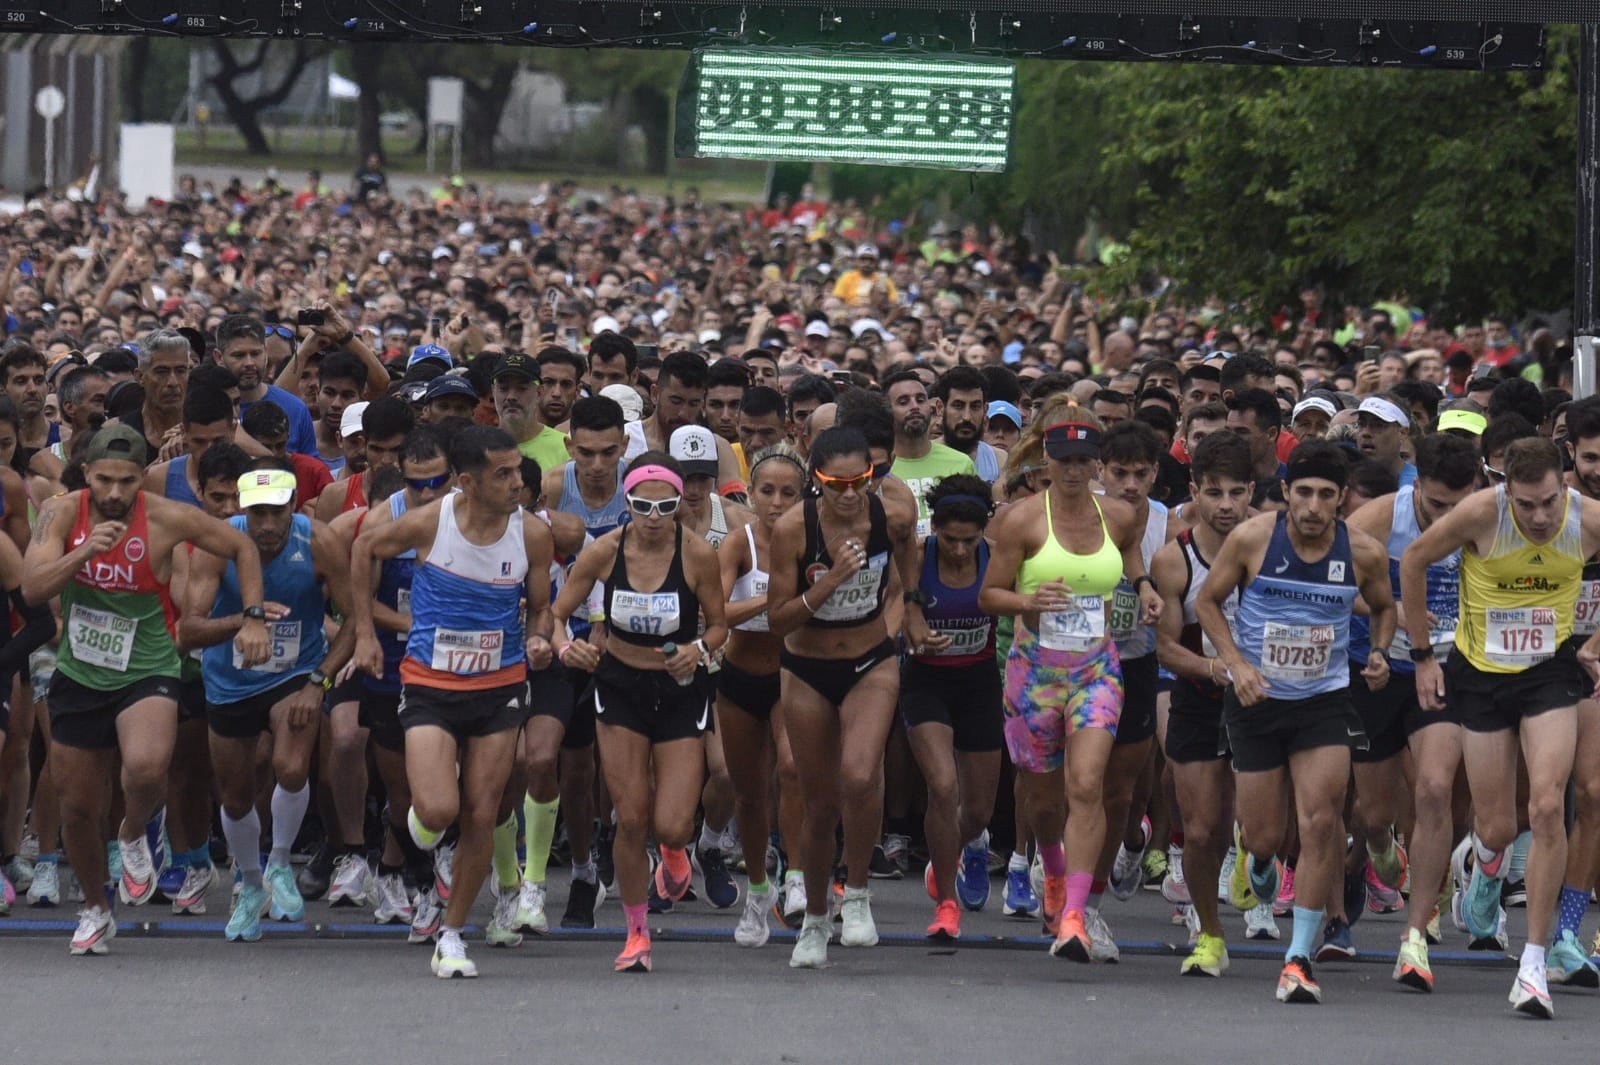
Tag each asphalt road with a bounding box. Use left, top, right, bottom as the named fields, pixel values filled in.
left=2, top=867, right=1594, bottom=1064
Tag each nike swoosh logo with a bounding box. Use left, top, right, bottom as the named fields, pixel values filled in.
left=594, top=691, right=606, bottom=715
left=696, top=700, right=709, bottom=730
left=1346, top=728, right=1363, bottom=738
left=855, top=657, right=876, bottom=674
left=1274, top=559, right=1290, bottom=574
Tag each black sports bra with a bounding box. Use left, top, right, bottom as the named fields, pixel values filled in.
left=606, top=525, right=699, bottom=648
left=797, top=494, right=893, bottom=630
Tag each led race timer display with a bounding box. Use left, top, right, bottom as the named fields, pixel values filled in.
left=676, top=49, right=1016, bottom=173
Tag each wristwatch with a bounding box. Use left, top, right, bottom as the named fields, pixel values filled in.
left=1408, top=646, right=1435, bottom=663
left=903, top=589, right=928, bottom=607
left=242, top=605, right=267, bottom=622
left=309, top=669, right=332, bottom=690
left=1133, top=575, right=1156, bottom=593
left=333, top=330, right=355, bottom=348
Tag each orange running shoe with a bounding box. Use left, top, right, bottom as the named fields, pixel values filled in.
left=926, top=899, right=961, bottom=941
left=1050, top=909, right=1092, bottom=963
left=655, top=848, right=692, bottom=903
left=614, top=931, right=652, bottom=973
left=1042, top=874, right=1067, bottom=938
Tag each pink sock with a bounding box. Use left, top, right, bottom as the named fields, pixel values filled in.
left=1065, top=872, right=1093, bottom=915
left=624, top=902, right=648, bottom=938
left=1039, top=842, right=1067, bottom=878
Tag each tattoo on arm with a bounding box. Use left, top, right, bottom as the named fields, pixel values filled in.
left=31, top=506, right=55, bottom=545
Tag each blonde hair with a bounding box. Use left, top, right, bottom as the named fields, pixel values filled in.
left=1003, top=400, right=1104, bottom=487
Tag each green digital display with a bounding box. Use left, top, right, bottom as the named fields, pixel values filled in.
left=676, top=49, right=1015, bottom=173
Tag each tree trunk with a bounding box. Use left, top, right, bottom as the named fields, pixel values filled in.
left=207, top=40, right=316, bottom=157
left=351, top=44, right=387, bottom=164
left=127, top=37, right=151, bottom=124
left=461, top=64, right=518, bottom=168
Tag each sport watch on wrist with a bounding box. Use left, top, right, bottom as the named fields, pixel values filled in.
left=309, top=669, right=332, bottom=690
left=1408, top=645, right=1435, bottom=663
left=242, top=606, right=267, bottom=621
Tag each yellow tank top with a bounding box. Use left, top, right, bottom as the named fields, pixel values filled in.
left=1457, top=484, right=1583, bottom=674
left=1017, top=491, right=1123, bottom=597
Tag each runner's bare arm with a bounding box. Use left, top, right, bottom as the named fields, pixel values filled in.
left=522, top=514, right=556, bottom=669
left=687, top=534, right=728, bottom=654
left=1152, top=541, right=1210, bottom=684
left=1399, top=489, right=1496, bottom=654
left=1195, top=514, right=1267, bottom=678
left=1352, top=531, right=1397, bottom=686
left=977, top=499, right=1039, bottom=617
left=311, top=520, right=360, bottom=678
left=551, top=532, right=617, bottom=639
left=22, top=495, right=99, bottom=605
left=348, top=497, right=442, bottom=637
left=177, top=547, right=237, bottom=651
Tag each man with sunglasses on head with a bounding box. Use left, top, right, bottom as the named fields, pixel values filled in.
left=349, top=425, right=557, bottom=979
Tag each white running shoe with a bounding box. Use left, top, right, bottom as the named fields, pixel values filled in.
left=327, top=853, right=372, bottom=908
left=434, top=843, right=456, bottom=903
left=839, top=886, right=878, bottom=947
left=431, top=930, right=478, bottom=978
left=1084, top=908, right=1120, bottom=962
left=1244, top=902, right=1280, bottom=940
left=70, top=905, right=116, bottom=955
left=172, top=863, right=216, bottom=915
left=1161, top=845, right=1190, bottom=904
left=513, top=880, right=549, bottom=935
left=486, top=890, right=523, bottom=948
left=1217, top=846, right=1236, bottom=904
left=118, top=834, right=158, bottom=907
left=410, top=888, right=442, bottom=944
left=27, top=861, right=60, bottom=907
left=1510, top=963, right=1554, bottom=1019
left=1185, top=903, right=1202, bottom=947
left=778, top=872, right=807, bottom=929
left=789, top=914, right=829, bottom=968
left=372, top=873, right=413, bottom=925
left=1108, top=841, right=1145, bottom=901
left=736, top=883, right=775, bottom=948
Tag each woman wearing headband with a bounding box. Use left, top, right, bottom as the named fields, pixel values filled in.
left=902, top=474, right=1004, bottom=942
left=765, top=426, right=925, bottom=969
left=716, top=443, right=808, bottom=945
left=980, top=410, right=1161, bottom=964
left=551, top=451, right=728, bottom=974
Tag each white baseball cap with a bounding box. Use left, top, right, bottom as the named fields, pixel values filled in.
left=599, top=383, right=643, bottom=423
left=1291, top=396, right=1337, bottom=422
left=804, top=321, right=831, bottom=339
left=669, top=424, right=718, bottom=479
left=1358, top=396, right=1410, bottom=428
left=592, top=315, right=621, bottom=335
left=339, top=401, right=370, bottom=440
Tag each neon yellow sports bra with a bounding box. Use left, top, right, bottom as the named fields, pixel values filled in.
left=1017, top=492, right=1123, bottom=597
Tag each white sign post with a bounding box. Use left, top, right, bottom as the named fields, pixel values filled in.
left=34, top=86, right=65, bottom=190
left=426, top=77, right=465, bottom=176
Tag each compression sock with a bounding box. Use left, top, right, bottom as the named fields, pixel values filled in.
left=624, top=902, right=649, bottom=938
left=1039, top=842, right=1067, bottom=878
left=492, top=813, right=521, bottom=892
left=1288, top=906, right=1323, bottom=961
left=1558, top=885, right=1591, bottom=938
left=408, top=807, right=443, bottom=852
left=1248, top=854, right=1280, bottom=904
left=268, top=783, right=310, bottom=869
left=222, top=809, right=264, bottom=890
left=523, top=796, right=559, bottom=884
left=1065, top=872, right=1093, bottom=915
left=1508, top=830, right=1532, bottom=882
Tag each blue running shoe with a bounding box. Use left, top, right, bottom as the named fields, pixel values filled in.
left=695, top=846, right=739, bottom=910
left=957, top=845, right=991, bottom=911
left=1002, top=866, right=1039, bottom=918
left=1549, top=929, right=1600, bottom=988
left=1314, top=917, right=1356, bottom=962
left=157, top=862, right=188, bottom=902
left=1465, top=859, right=1505, bottom=940
left=226, top=882, right=268, bottom=942
left=265, top=862, right=304, bottom=922
left=145, top=807, right=169, bottom=877
left=107, top=840, right=122, bottom=885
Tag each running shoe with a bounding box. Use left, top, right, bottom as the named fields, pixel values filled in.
left=840, top=886, right=878, bottom=947
left=1343, top=868, right=1368, bottom=929
left=1161, top=846, right=1190, bottom=904
left=296, top=842, right=334, bottom=901
left=695, top=846, right=738, bottom=910
left=1084, top=908, right=1120, bottom=962
left=265, top=862, right=304, bottom=922
left=172, top=863, right=216, bottom=915
left=561, top=878, right=604, bottom=929
left=1042, top=874, right=1067, bottom=938
left=1449, top=836, right=1472, bottom=932
left=1184, top=904, right=1202, bottom=947
left=1365, top=860, right=1404, bottom=915
left=226, top=883, right=268, bottom=942
left=117, top=834, right=158, bottom=906
left=924, top=859, right=939, bottom=901
left=1590, top=928, right=1600, bottom=970
left=156, top=863, right=186, bottom=903
left=614, top=931, right=652, bottom=973
left=1003, top=866, right=1040, bottom=918
left=0, top=865, right=13, bottom=914
left=1368, top=839, right=1407, bottom=889
left=1315, top=917, right=1356, bottom=962
left=69, top=905, right=116, bottom=955
left=108, top=840, right=122, bottom=886
left=486, top=889, right=523, bottom=948
left=1109, top=818, right=1149, bottom=901
left=1182, top=932, right=1229, bottom=977
left=1465, top=842, right=1507, bottom=939
left=1424, top=904, right=1442, bottom=946
left=1218, top=845, right=1237, bottom=905
left=789, top=914, right=829, bottom=969
left=328, top=853, right=372, bottom=908
left=926, top=898, right=961, bottom=942
left=1509, top=962, right=1553, bottom=1019
left=1227, top=845, right=1257, bottom=911
left=433, top=843, right=456, bottom=904
left=1393, top=927, right=1433, bottom=992
left=655, top=850, right=693, bottom=903
left=513, top=880, right=549, bottom=934
left=883, top=833, right=911, bottom=877
left=19, top=830, right=37, bottom=862
left=867, top=843, right=901, bottom=880
left=432, top=932, right=479, bottom=979
left=1141, top=845, right=1168, bottom=889
left=409, top=888, right=442, bottom=944
left=27, top=860, right=60, bottom=907
left=957, top=844, right=990, bottom=911
left=1548, top=929, right=1600, bottom=987
left=1501, top=878, right=1527, bottom=909
left=372, top=872, right=413, bottom=925
left=1050, top=909, right=1092, bottom=963
left=1468, top=908, right=1508, bottom=953
left=1274, top=863, right=1296, bottom=916
left=1030, top=852, right=1045, bottom=899
left=1244, top=902, right=1279, bottom=940
left=776, top=872, right=807, bottom=930
left=1277, top=956, right=1321, bottom=1003
left=144, top=810, right=169, bottom=880
left=5, top=854, right=34, bottom=893
left=736, top=883, right=774, bottom=947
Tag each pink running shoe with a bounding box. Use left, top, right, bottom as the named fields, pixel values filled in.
left=1273, top=864, right=1296, bottom=917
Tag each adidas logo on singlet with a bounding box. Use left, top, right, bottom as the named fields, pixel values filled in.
left=1530, top=553, right=1545, bottom=565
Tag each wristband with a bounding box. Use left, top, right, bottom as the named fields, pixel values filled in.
left=334, top=331, right=355, bottom=348
left=801, top=590, right=817, bottom=613
left=1133, top=575, right=1155, bottom=594
left=557, top=642, right=572, bottom=664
